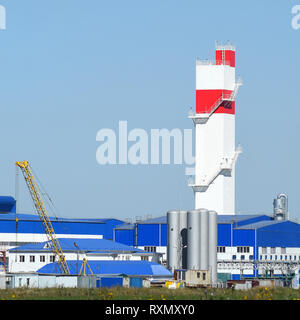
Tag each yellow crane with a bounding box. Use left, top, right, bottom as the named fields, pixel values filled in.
left=15, top=160, right=70, bottom=275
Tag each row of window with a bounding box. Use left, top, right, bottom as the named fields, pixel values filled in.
left=261, top=247, right=286, bottom=254
left=144, top=246, right=156, bottom=253
left=217, top=246, right=251, bottom=253
left=18, top=255, right=55, bottom=263
left=259, top=255, right=300, bottom=261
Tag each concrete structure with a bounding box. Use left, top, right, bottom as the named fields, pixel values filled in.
left=188, top=42, right=242, bottom=214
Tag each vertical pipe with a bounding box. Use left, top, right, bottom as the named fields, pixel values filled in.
left=187, top=210, right=201, bottom=270
left=208, top=210, right=218, bottom=286
left=199, top=209, right=209, bottom=270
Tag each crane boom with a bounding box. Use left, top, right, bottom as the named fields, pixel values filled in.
left=15, top=160, right=70, bottom=274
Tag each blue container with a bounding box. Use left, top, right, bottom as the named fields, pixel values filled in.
left=100, top=277, right=123, bottom=288
left=129, top=277, right=143, bottom=288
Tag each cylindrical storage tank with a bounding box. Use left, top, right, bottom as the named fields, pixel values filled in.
left=167, top=211, right=180, bottom=271
left=208, top=210, right=218, bottom=287
left=199, top=209, right=209, bottom=270
left=179, top=211, right=188, bottom=270
left=187, top=210, right=201, bottom=270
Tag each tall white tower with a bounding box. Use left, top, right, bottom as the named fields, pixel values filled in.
left=189, top=42, right=242, bottom=215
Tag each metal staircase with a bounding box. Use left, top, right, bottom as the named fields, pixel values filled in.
left=189, top=77, right=242, bottom=125
left=188, top=144, right=242, bottom=192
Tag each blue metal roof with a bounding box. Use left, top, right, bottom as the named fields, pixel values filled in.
left=0, top=196, right=16, bottom=213
left=115, top=214, right=272, bottom=227
left=37, top=260, right=173, bottom=277
left=9, top=238, right=145, bottom=253
left=236, top=220, right=281, bottom=230
left=139, top=216, right=167, bottom=224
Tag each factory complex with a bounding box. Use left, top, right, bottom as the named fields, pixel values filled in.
left=0, top=42, right=298, bottom=290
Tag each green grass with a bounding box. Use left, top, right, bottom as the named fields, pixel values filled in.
left=1, top=286, right=300, bottom=300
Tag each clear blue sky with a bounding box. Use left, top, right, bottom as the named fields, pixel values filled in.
left=0, top=0, right=299, bottom=221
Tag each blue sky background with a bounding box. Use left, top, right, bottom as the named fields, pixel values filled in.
left=0, top=0, right=299, bottom=221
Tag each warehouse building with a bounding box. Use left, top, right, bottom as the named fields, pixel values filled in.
left=7, top=237, right=162, bottom=273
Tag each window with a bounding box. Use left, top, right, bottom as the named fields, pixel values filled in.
left=265, top=255, right=267, bottom=260
left=50, top=255, right=55, bottom=262
left=281, top=247, right=286, bottom=254
left=260, top=255, right=262, bottom=260
left=271, top=247, right=276, bottom=254
left=141, top=256, right=148, bottom=261
left=241, top=255, right=245, bottom=260
left=285, top=255, right=287, bottom=260
left=262, top=247, right=267, bottom=254
left=217, top=247, right=226, bottom=253
left=290, top=256, right=292, bottom=260
left=40, top=255, right=45, bottom=263
left=280, top=255, right=283, bottom=260
left=144, top=246, right=156, bottom=253
left=26, top=278, right=30, bottom=286
left=232, top=255, right=236, bottom=260
left=30, top=256, right=35, bottom=263
left=275, top=255, right=277, bottom=260
left=202, top=272, right=206, bottom=281
left=270, top=255, right=272, bottom=260
left=295, top=256, right=297, bottom=261
left=197, top=272, right=201, bottom=279
left=249, top=255, right=253, bottom=260
left=238, top=247, right=250, bottom=253
left=19, top=255, right=25, bottom=263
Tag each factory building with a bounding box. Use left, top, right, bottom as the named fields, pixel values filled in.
left=114, top=210, right=300, bottom=283
left=0, top=196, right=123, bottom=249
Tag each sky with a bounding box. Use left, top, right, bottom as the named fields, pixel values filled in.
left=0, top=0, right=299, bottom=221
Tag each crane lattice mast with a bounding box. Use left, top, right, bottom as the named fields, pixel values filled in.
left=15, top=160, right=70, bottom=275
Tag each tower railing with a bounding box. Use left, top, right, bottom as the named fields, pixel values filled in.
left=189, top=77, right=242, bottom=124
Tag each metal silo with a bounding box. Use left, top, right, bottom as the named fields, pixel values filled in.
left=208, top=210, right=218, bottom=287
left=167, top=210, right=187, bottom=271
left=179, top=210, right=188, bottom=269
left=187, top=210, right=201, bottom=270
left=199, top=209, right=209, bottom=270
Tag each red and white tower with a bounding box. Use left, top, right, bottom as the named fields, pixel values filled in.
left=189, top=42, right=242, bottom=215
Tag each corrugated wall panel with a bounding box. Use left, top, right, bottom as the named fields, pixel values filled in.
left=114, top=229, right=135, bottom=246
left=257, top=221, right=300, bottom=247
left=161, top=224, right=167, bottom=246
left=233, top=229, right=255, bottom=246
left=137, top=224, right=159, bottom=246
left=218, top=224, right=232, bottom=246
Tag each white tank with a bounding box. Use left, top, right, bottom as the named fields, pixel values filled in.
left=208, top=210, right=218, bottom=286
left=167, top=210, right=187, bottom=271
left=187, top=210, right=201, bottom=270
left=179, top=210, right=188, bottom=269
left=199, top=209, right=209, bottom=270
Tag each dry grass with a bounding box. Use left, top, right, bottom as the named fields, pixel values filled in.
left=0, top=286, right=300, bottom=300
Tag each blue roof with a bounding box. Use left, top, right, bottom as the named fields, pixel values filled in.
left=37, top=260, right=173, bottom=277
left=236, top=220, right=282, bottom=230
left=9, top=238, right=145, bottom=253
left=114, top=214, right=272, bottom=227
left=139, top=216, right=167, bottom=224
left=0, top=196, right=16, bottom=213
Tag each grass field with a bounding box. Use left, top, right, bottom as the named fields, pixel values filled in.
left=0, top=286, right=300, bottom=300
